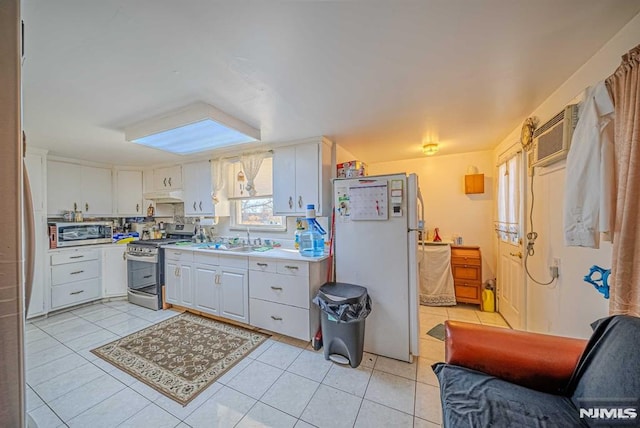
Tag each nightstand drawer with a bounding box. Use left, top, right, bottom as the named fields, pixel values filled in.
left=454, top=281, right=481, bottom=301
left=451, top=264, right=480, bottom=281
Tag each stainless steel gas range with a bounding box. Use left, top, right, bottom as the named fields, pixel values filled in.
left=125, top=223, right=195, bottom=310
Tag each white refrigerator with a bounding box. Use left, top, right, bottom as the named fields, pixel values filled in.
left=333, top=173, right=423, bottom=362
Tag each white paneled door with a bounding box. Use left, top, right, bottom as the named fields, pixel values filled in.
left=496, top=152, right=526, bottom=329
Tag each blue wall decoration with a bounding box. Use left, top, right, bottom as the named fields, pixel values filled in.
left=584, top=265, right=610, bottom=299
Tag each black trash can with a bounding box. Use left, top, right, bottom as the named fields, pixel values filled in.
left=313, top=282, right=371, bottom=368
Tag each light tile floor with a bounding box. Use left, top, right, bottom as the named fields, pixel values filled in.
left=25, top=300, right=509, bottom=428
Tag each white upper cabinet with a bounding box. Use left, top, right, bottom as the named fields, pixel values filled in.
left=116, top=170, right=143, bottom=216
left=47, top=161, right=82, bottom=216
left=81, top=166, right=112, bottom=215
left=273, top=138, right=334, bottom=216
left=153, top=165, right=182, bottom=190
left=183, top=160, right=213, bottom=216
left=47, top=161, right=113, bottom=216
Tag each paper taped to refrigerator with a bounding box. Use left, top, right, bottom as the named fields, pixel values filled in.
left=348, top=180, right=388, bottom=220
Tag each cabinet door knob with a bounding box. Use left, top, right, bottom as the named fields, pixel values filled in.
left=199, top=201, right=203, bottom=211
left=270, top=286, right=283, bottom=291
left=163, top=177, right=167, bottom=187
left=85, top=203, right=89, bottom=212
left=136, top=203, right=139, bottom=212
left=70, top=290, right=84, bottom=295
left=284, top=265, right=298, bottom=270
left=298, top=196, right=303, bottom=208
left=193, top=202, right=197, bottom=210
left=256, top=263, right=268, bottom=267
left=168, top=177, right=172, bottom=187
left=270, top=315, right=283, bottom=321
left=509, top=252, right=523, bottom=259
left=73, top=202, right=77, bottom=211
left=288, top=196, right=293, bottom=209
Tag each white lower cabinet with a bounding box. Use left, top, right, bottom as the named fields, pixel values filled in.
left=194, top=264, right=220, bottom=315
left=219, top=265, right=249, bottom=323
left=50, top=248, right=102, bottom=310
left=165, top=249, right=194, bottom=308
left=102, top=246, right=128, bottom=297
left=171, top=251, right=249, bottom=324
left=249, top=257, right=328, bottom=341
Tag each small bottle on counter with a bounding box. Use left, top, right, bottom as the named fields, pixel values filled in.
left=294, top=219, right=305, bottom=250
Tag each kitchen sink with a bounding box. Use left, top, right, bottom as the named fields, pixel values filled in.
left=226, top=245, right=256, bottom=252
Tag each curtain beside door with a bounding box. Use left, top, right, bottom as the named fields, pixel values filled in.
left=606, top=45, right=640, bottom=317
left=495, top=155, right=521, bottom=244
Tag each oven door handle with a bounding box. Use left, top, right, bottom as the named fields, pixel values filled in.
left=125, top=252, right=158, bottom=263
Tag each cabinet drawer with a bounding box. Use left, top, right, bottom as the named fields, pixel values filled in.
left=51, top=260, right=100, bottom=286
left=450, top=247, right=480, bottom=258
left=249, top=271, right=310, bottom=308
left=277, top=260, right=309, bottom=277
left=249, top=257, right=277, bottom=273
left=193, top=252, right=219, bottom=266
left=451, top=264, right=480, bottom=281
left=451, top=256, right=481, bottom=267
left=454, top=282, right=481, bottom=302
left=51, top=250, right=99, bottom=266
left=51, top=278, right=101, bottom=309
left=165, top=249, right=193, bottom=263
left=249, top=298, right=310, bottom=340
left=219, top=255, right=248, bottom=269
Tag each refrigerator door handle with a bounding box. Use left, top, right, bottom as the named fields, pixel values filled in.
left=23, top=158, right=35, bottom=311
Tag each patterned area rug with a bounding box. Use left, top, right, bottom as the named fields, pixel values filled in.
left=92, top=312, right=270, bottom=405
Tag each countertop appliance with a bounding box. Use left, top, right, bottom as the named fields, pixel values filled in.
left=125, top=223, right=195, bottom=310
left=49, top=221, right=113, bottom=248
left=333, top=173, right=423, bottom=362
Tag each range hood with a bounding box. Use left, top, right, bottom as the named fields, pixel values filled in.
left=143, top=190, right=184, bottom=203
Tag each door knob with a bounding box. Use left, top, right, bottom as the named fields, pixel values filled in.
left=509, top=251, right=523, bottom=259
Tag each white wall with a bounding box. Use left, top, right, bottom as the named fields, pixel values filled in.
left=369, top=150, right=496, bottom=282
left=493, top=13, right=640, bottom=338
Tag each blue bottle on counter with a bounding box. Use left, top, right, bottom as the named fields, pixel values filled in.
left=300, top=204, right=326, bottom=257
left=300, top=228, right=324, bottom=257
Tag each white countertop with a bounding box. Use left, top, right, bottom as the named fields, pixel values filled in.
left=162, top=243, right=329, bottom=262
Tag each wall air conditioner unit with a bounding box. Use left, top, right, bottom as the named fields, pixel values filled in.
left=531, top=104, right=579, bottom=167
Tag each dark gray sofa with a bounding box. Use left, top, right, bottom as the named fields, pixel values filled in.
left=432, top=315, right=640, bottom=427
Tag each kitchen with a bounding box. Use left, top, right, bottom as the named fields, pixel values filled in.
left=4, top=1, right=640, bottom=427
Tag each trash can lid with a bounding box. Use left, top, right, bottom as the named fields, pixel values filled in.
left=318, top=282, right=368, bottom=304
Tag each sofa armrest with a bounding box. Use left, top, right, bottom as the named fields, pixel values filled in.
left=444, top=320, right=588, bottom=394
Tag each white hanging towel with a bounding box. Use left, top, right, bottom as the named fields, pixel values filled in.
left=564, top=81, right=615, bottom=248
left=419, top=244, right=456, bottom=306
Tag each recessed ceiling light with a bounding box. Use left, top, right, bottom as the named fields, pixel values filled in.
left=125, top=102, right=260, bottom=155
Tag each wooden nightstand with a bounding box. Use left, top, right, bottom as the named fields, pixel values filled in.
left=450, top=246, right=482, bottom=305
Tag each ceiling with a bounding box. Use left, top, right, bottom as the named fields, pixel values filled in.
left=21, top=0, right=640, bottom=167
